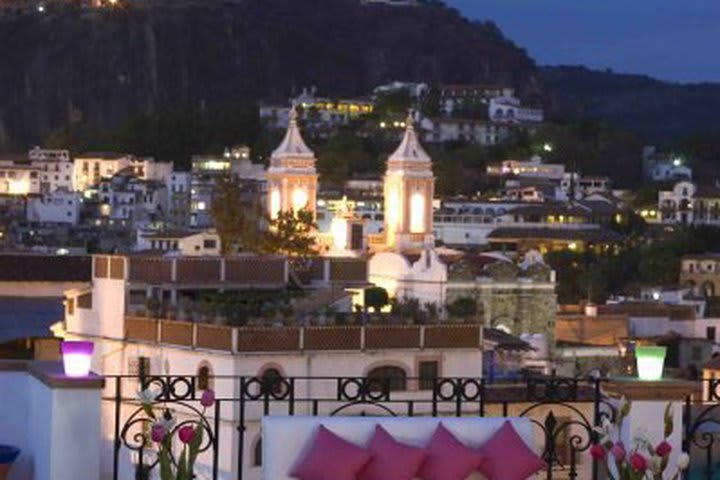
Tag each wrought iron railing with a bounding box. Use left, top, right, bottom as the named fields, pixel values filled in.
left=106, top=375, right=720, bottom=480
left=106, top=374, right=618, bottom=480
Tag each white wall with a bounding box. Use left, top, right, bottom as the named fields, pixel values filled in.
left=0, top=369, right=103, bottom=480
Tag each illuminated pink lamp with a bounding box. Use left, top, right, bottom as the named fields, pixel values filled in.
left=60, top=341, right=94, bottom=377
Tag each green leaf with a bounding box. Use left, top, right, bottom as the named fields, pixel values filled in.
left=142, top=403, right=156, bottom=420
left=664, top=403, right=674, bottom=437
left=159, top=447, right=172, bottom=480
left=188, top=425, right=204, bottom=475
left=176, top=447, right=188, bottom=480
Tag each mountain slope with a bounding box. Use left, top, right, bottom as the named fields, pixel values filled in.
left=540, top=66, right=720, bottom=142
left=0, top=0, right=535, bottom=149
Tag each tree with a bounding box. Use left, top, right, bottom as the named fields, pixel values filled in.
left=210, top=175, right=247, bottom=255
left=261, top=208, right=318, bottom=257
left=446, top=297, right=477, bottom=320
left=364, top=287, right=389, bottom=313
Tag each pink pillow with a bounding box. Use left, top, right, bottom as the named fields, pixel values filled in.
left=417, top=423, right=486, bottom=480
left=358, top=425, right=427, bottom=480
left=477, top=421, right=546, bottom=480
left=289, top=425, right=372, bottom=480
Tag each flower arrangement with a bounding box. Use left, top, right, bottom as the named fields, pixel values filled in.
left=590, top=397, right=690, bottom=480
left=138, top=387, right=216, bottom=480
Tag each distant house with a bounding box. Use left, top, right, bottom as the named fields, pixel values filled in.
left=658, top=181, right=720, bottom=225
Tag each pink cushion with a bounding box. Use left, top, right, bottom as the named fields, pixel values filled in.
left=477, top=421, right=546, bottom=480
left=289, top=425, right=372, bottom=480
left=417, top=423, right=486, bottom=480
left=358, top=425, right=427, bottom=480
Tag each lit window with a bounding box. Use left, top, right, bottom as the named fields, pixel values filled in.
left=410, top=191, right=425, bottom=233
left=270, top=188, right=281, bottom=219
left=292, top=188, right=308, bottom=212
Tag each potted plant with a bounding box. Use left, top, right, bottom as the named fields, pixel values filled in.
left=0, top=444, right=20, bottom=480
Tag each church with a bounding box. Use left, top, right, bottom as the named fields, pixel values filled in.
left=265, top=108, right=556, bottom=339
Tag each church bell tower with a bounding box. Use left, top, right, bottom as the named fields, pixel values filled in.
left=383, top=114, right=435, bottom=251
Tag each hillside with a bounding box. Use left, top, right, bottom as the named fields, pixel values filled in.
left=0, top=0, right=535, bottom=150
left=540, top=66, right=720, bottom=142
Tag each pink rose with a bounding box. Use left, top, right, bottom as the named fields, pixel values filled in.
left=200, top=389, right=215, bottom=408
left=590, top=444, right=606, bottom=460
left=610, top=442, right=626, bottom=461
left=151, top=424, right=166, bottom=443
left=178, top=425, right=196, bottom=444
left=630, top=453, right=648, bottom=473
left=655, top=441, right=672, bottom=457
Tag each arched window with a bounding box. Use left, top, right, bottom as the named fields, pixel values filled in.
left=259, top=367, right=285, bottom=396
left=253, top=437, right=262, bottom=467
left=197, top=362, right=213, bottom=391
left=702, top=281, right=715, bottom=298
left=367, top=365, right=407, bottom=391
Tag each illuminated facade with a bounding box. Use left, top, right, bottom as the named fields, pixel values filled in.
left=382, top=115, right=434, bottom=250
left=0, top=162, right=40, bottom=195
left=266, top=108, right=318, bottom=219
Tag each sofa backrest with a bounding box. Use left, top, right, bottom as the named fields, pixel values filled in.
left=262, top=415, right=536, bottom=480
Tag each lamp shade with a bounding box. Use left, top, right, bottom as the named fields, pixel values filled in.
left=60, top=341, right=94, bottom=377
left=635, top=346, right=666, bottom=381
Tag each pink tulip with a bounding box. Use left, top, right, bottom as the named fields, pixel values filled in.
left=151, top=424, right=166, bottom=443
left=656, top=441, right=672, bottom=457
left=590, top=444, right=606, bottom=460
left=630, top=453, right=648, bottom=473
left=610, top=442, right=626, bottom=461
left=200, top=389, right=215, bottom=408
left=178, top=425, right=196, bottom=444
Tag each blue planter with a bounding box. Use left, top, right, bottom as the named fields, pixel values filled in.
left=0, top=445, right=19, bottom=464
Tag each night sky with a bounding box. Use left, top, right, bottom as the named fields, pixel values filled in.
left=446, top=0, right=720, bottom=83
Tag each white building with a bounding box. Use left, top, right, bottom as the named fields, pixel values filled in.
left=73, top=152, right=134, bottom=193
left=260, top=89, right=373, bottom=132
left=190, top=147, right=265, bottom=228
left=29, top=147, right=73, bottom=193
left=131, top=158, right=173, bottom=182
left=418, top=117, right=510, bottom=145
left=166, top=171, right=192, bottom=228
left=0, top=161, right=40, bottom=195
left=26, top=189, right=82, bottom=225
left=658, top=181, right=720, bottom=225
left=559, top=174, right=611, bottom=200
left=643, top=146, right=692, bottom=182
left=135, top=230, right=220, bottom=256
left=489, top=96, right=544, bottom=124
left=60, top=252, right=545, bottom=480
left=439, top=84, right=514, bottom=117
left=486, top=156, right=565, bottom=182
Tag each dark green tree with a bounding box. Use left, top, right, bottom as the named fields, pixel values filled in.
left=262, top=208, right=318, bottom=257
left=364, top=287, right=389, bottom=313
left=210, top=175, right=247, bottom=254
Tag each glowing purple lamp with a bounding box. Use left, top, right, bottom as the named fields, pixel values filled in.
left=61, top=341, right=94, bottom=377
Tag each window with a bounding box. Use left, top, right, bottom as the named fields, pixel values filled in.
left=707, top=327, right=716, bottom=341
left=128, top=356, right=151, bottom=381
left=418, top=360, right=439, bottom=390
left=260, top=368, right=285, bottom=395
left=367, top=365, right=407, bottom=392
left=203, top=239, right=217, bottom=249
left=197, top=362, right=213, bottom=391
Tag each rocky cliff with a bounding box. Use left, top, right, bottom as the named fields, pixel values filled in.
left=0, top=0, right=536, bottom=150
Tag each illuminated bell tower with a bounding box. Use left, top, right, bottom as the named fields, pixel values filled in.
left=383, top=114, right=435, bottom=250
left=266, top=107, right=318, bottom=219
